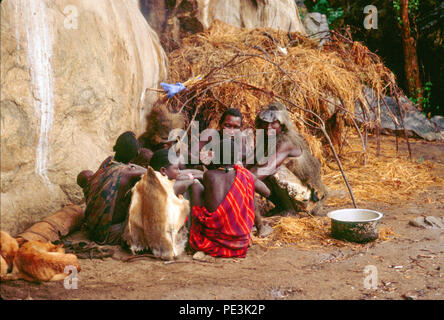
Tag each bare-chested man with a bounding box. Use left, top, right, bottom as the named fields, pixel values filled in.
left=249, top=102, right=328, bottom=215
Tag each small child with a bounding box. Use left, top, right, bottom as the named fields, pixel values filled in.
left=149, top=149, right=202, bottom=196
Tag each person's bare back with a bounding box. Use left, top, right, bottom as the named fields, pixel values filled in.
left=202, top=169, right=236, bottom=213
left=191, top=165, right=272, bottom=238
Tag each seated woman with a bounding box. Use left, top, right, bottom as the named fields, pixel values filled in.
left=78, top=131, right=147, bottom=245
left=130, top=147, right=153, bottom=168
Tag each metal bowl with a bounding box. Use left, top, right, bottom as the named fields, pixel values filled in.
left=327, top=209, right=383, bottom=243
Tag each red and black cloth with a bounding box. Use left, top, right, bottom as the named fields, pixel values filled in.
left=189, top=164, right=255, bottom=258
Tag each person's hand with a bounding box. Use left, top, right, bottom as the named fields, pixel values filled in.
left=200, top=149, right=214, bottom=165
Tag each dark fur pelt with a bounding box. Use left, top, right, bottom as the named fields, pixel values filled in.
left=282, top=132, right=328, bottom=211
left=138, top=104, right=185, bottom=150
left=272, top=102, right=328, bottom=214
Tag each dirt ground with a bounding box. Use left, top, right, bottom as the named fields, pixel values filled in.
left=1, top=136, right=443, bottom=300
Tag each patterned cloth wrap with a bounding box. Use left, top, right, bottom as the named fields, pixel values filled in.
left=189, top=164, right=256, bottom=258
left=83, top=161, right=127, bottom=245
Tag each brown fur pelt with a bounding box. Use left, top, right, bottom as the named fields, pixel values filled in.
left=123, top=167, right=190, bottom=260
left=283, top=134, right=328, bottom=214
left=17, top=205, right=85, bottom=243
left=272, top=103, right=329, bottom=214
left=0, top=231, right=19, bottom=275
left=1, top=231, right=80, bottom=283
left=138, top=104, right=185, bottom=150
left=325, top=110, right=345, bottom=155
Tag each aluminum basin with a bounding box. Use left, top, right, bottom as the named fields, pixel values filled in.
left=327, top=209, right=383, bottom=243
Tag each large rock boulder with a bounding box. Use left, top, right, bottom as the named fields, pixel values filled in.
left=139, top=0, right=306, bottom=51
left=196, top=0, right=306, bottom=33
left=303, top=12, right=329, bottom=45
left=356, top=87, right=444, bottom=141
left=0, top=0, right=168, bottom=235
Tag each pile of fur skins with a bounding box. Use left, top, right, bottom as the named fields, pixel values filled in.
left=0, top=231, right=80, bottom=283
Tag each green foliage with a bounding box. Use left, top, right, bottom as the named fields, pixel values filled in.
left=311, top=0, right=344, bottom=27
left=420, top=81, right=440, bottom=116
left=409, top=0, right=420, bottom=12
left=409, top=81, right=439, bottom=117
left=393, top=0, right=420, bottom=25
left=393, top=0, right=402, bottom=24
left=298, top=5, right=308, bottom=22
left=325, top=0, right=443, bottom=116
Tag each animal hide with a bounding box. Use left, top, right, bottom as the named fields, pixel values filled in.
left=0, top=231, right=19, bottom=275
left=138, top=104, right=185, bottom=149
left=267, top=164, right=315, bottom=213
left=1, top=231, right=80, bottom=282
left=123, top=167, right=190, bottom=260
left=17, top=205, right=85, bottom=242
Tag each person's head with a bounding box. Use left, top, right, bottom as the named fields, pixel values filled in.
left=130, top=147, right=153, bottom=168
left=219, top=108, right=243, bottom=137
left=150, top=149, right=180, bottom=180
left=152, top=140, right=175, bottom=152
left=206, top=138, right=240, bottom=170
left=77, top=170, right=94, bottom=189
left=255, top=102, right=287, bottom=135
left=256, top=119, right=283, bottom=135
left=113, top=131, right=140, bottom=164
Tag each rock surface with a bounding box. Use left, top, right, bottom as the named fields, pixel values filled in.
left=140, top=0, right=306, bottom=51
left=266, top=165, right=313, bottom=214
left=409, top=216, right=444, bottom=229
left=0, top=0, right=168, bottom=235
left=356, top=87, right=444, bottom=141
left=303, top=12, right=329, bottom=45
left=196, top=0, right=306, bottom=33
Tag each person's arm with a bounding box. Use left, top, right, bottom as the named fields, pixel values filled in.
left=173, top=179, right=195, bottom=196
left=254, top=176, right=271, bottom=198
left=250, top=142, right=293, bottom=180
left=176, top=169, right=204, bottom=180
left=127, top=164, right=147, bottom=185
left=190, top=178, right=204, bottom=207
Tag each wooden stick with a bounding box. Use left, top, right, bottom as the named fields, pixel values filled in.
left=225, top=78, right=357, bottom=207
left=351, top=115, right=367, bottom=166
left=393, top=87, right=413, bottom=161
left=145, top=88, right=165, bottom=93
left=122, top=253, right=159, bottom=262
left=376, top=92, right=381, bottom=157
left=379, top=92, right=401, bottom=156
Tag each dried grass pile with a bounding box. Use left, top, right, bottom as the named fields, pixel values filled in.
left=252, top=216, right=397, bottom=250
left=152, top=20, right=440, bottom=215
left=324, top=134, right=444, bottom=206
left=161, top=20, right=400, bottom=160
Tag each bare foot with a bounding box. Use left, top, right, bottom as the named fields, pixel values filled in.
left=257, top=224, right=274, bottom=238
left=192, top=251, right=216, bottom=263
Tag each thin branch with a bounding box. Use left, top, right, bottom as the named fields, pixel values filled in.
left=393, top=86, right=413, bottom=161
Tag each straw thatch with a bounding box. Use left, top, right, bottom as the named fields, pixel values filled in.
left=252, top=216, right=397, bottom=250
left=160, top=20, right=400, bottom=162
left=148, top=22, right=442, bottom=249
left=324, top=134, right=444, bottom=206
